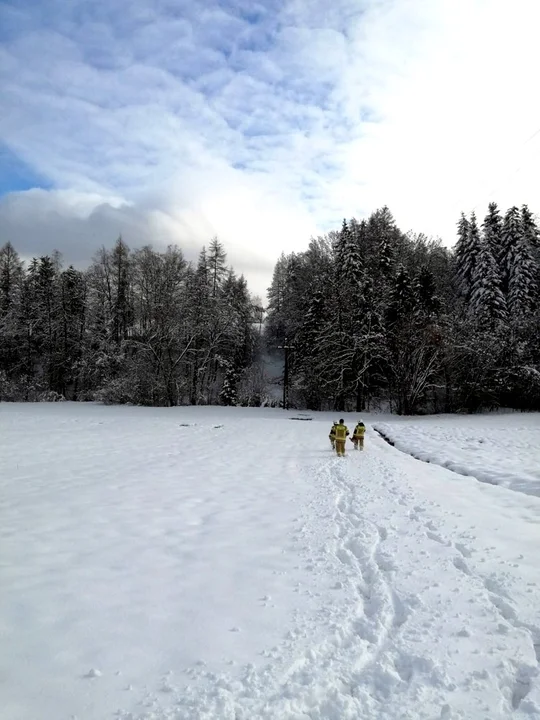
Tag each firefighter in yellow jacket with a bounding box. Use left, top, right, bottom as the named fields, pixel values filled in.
left=351, top=421, right=366, bottom=450
left=329, top=421, right=338, bottom=449
left=334, top=419, right=349, bottom=457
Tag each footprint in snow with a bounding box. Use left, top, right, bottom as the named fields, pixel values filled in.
left=453, top=556, right=472, bottom=576
left=426, top=530, right=451, bottom=546
left=454, top=542, right=473, bottom=558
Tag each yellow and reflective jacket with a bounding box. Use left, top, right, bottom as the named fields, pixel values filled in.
left=329, top=425, right=337, bottom=438
left=353, top=424, right=366, bottom=437
left=334, top=423, right=349, bottom=440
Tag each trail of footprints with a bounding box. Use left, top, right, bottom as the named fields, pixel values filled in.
left=368, top=454, right=540, bottom=716
left=416, top=506, right=540, bottom=713
left=332, top=464, right=422, bottom=691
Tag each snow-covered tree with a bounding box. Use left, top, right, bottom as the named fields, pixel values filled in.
left=469, top=241, right=507, bottom=326
left=507, top=231, right=537, bottom=316
left=520, top=205, right=540, bottom=301
left=219, top=361, right=238, bottom=406
left=482, top=202, right=503, bottom=261
left=0, top=242, right=24, bottom=380
left=58, top=266, right=87, bottom=397
left=208, top=237, right=227, bottom=298
left=387, top=265, right=415, bottom=326
left=0, top=242, right=23, bottom=315
left=520, top=205, right=539, bottom=249
left=415, top=266, right=440, bottom=318
left=341, top=224, right=364, bottom=291
left=454, top=212, right=481, bottom=302
left=500, top=206, right=522, bottom=295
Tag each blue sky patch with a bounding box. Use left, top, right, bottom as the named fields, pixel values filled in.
left=0, top=145, right=51, bottom=196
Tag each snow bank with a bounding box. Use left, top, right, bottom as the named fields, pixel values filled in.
left=374, top=413, right=540, bottom=497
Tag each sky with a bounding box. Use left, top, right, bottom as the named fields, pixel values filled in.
left=1, top=0, right=540, bottom=299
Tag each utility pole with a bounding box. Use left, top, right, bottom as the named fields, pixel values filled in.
left=278, top=336, right=293, bottom=410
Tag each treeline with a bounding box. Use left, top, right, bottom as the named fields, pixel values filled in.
left=265, top=204, right=540, bottom=413
left=3, top=203, right=539, bottom=414
left=0, top=238, right=266, bottom=406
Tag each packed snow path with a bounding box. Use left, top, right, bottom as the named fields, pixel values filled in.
left=1, top=405, right=540, bottom=719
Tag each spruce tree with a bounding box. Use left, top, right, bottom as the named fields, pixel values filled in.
left=58, top=266, right=87, bottom=397
left=469, top=240, right=507, bottom=326
left=0, top=242, right=24, bottom=378
left=500, top=206, right=522, bottom=295
left=219, top=362, right=238, bottom=406
left=208, top=237, right=227, bottom=298
left=265, top=253, right=289, bottom=345
left=482, top=202, right=503, bottom=262
left=507, top=231, right=537, bottom=316
left=111, top=237, right=133, bottom=344
left=0, top=242, right=23, bottom=315
left=387, top=265, right=415, bottom=325
left=521, top=205, right=539, bottom=248
left=454, top=213, right=469, bottom=296
left=415, top=266, right=440, bottom=317
left=334, top=219, right=349, bottom=269
left=342, top=225, right=364, bottom=291
left=35, top=256, right=62, bottom=393
left=454, top=212, right=481, bottom=303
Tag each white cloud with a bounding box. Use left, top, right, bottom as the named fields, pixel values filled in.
left=2, top=0, right=540, bottom=298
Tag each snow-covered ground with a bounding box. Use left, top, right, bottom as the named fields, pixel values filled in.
left=1, top=403, right=540, bottom=719
left=374, top=413, right=540, bottom=497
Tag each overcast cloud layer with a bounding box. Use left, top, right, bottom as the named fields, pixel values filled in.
left=1, top=0, right=540, bottom=297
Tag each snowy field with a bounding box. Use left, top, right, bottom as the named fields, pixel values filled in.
left=1, top=403, right=540, bottom=720
left=374, top=413, right=540, bottom=497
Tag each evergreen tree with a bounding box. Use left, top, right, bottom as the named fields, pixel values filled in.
left=520, top=205, right=539, bottom=248
left=454, top=212, right=481, bottom=302
left=469, top=241, right=507, bottom=326
left=378, top=233, right=393, bottom=278
left=36, top=256, right=62, bottom=392
left=520, top=205, right=540, bottom=300
left=208, top=237, right=227, bottom=298
left=333, top=219, right=349, bottom=269
left=265, top=253, right=289, bottom=345
left=415, top=266, right=441, bottom=317
left=482, top=202, right=503, bottom=261
left=0, top=242, right=24, bottom=379
left=500, top=206, right=522, bottom=295
left=219, top=362, right=238, bottom=406
left=111, top=237, right=133, bottom=344
left=342, top=224, right=364, bottom=291
left=507, top=231, right=537, bottom=316
left=0, top=242, right=23, bottom=315
left=387, top=265, right=415, bottom=326
left=58, top=266, right=87, bottom=397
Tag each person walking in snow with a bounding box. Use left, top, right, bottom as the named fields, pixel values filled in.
left=329, top=421, right=338, bottom=450
left=351, top=421, right=366, bottom=450
left=334, top=419, right=349, bottom=457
